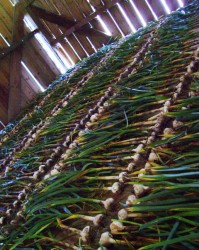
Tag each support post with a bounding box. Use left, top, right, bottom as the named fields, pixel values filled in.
left=8, top=3, right=24, bottom=121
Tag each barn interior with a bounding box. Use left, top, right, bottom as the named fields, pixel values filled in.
left=0, top=0, right=199, bottom=249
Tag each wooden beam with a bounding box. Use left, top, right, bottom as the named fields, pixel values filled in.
left=27, top=6, right=53, bottom=41
left=28, top=5, right=110, bottom=40
left=51, top=0, right=122, bottom=45
left=8, top=3, right=24, bottom=121
left=28, top=5, right=74, bottom=28
left=0, top=29, right=39, bottom=60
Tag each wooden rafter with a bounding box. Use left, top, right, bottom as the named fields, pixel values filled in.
left=50, top=0, right=122, bottom=45
left=27, top=5, right=110, bottom=43
left=27, top=5, right=74, bottom=28
left=0, top=29, right=39, bottom=60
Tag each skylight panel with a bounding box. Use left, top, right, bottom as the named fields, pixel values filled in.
left=86, top=36, right=97, bottom=52
left=107, top=10, right=125, bottom=37
left=177, top=0, right=184, bottom=7
left=145, top=0, right=158, bottom=20
left=96, top=15, right=112, bottom=36
left=56, top=43, right=75, bottom=66
left=129, top=0, right=147, bottom=27
left=55, top=48, right=72, bottom=68
left=0, top=33, right=10, bottom=46
left=64, top=38, right=82, bottom=61
left=0, top=120, right=5, bottom=128
left=21, top=61, right=46, bottom=92
left=116, top=3, right=136, bottom=33
left=87, top=0, right=112, bottom=36
left=9, top=0, right=15, bottom=6
left=58, top=28, right=81, bottom=61
left=73, top=33, right=90, bottom=57
left=24, top=14, right=67, bottom=74
left=160, top=0, right=171, bottom=14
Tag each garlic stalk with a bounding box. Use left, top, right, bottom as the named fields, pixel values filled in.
left=67, top=214, right=104, bottom=226
left=57, top=218, right=80, bottom=234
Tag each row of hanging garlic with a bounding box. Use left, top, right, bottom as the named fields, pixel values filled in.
left=70, top=23, right=166, bottom=247
left=2, top=26, right=157, bottom=243
left=0, top=33, right=143, bottom=230
left=98, top=43, right=199, bottom=248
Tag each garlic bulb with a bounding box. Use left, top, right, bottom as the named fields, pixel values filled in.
left=111, top=182, right=122, bottom=194
left=132, top=153, right=141, bottom=161
left=118, top=209, right=128, bottom=220
left=163, top=105, right=169, bottom=113
left=102, top=198, right=114, bottom=210
left=6, top=209, right=13, bottom=216
left=90, top=113, right=99, bottom=122
left=39, top=165, right=46, bottom=173
left=126, top=194, right=137, bottom=205
left=133, top=144, right=144, bottom=153
left=0, top=217, right=4, bottom=224
left=86, top=122, right=92, bottom=128
left=80, top=226, right=90, bottom=242
left=133, top=184, right=148, bottom=197
left=13, top=200, right=20, bottom=208
left=148, top=151, right=158, bottom=162
left=118, top=172, right=128, bottom=182
left=103, top=102, right=109, bottom=107
left=99, top=232, right=115, bottom=246
left=144, top=162, right=151, bottom=170
left=5, top=166, right=11, bottom=174
left=163, top=127, right=174, bottom=136
left=78, top=130, right=85, bottom=136
left=173, top=92, right=178, bottom=100
left=189, top=91, right=196, bottom=97
left=172, top=119, right=183, bottom=129
left=50, top=169, right=60, bottom=176
left=98, top=107, right=105, bottom=114
left=44, top=174, right=51, bottom=180
left=32, top=171, right=40, bottom=180
left=54, top=164, right=62, bottom=170
left=164, top=100, right=171, bottom=107
left=93, top=214, right=104, bottom=226
left=147, top=135, right=155, bottom=144
left=127, top=162, right=135, bottom=171
left=110, top=221, right=125, bottom=234
left=16, top=211, right=23, bottom=218
left=62, top=101, right=68, bottom=107
left=69, top=142, right=78, bottom=149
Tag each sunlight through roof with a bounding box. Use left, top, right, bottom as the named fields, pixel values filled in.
left=24, top=14, right=67, bottom=74
left=160, top=0, right=171, bottom=14
left=21, top=61, right=46, bottom=92
left=177, top=0, right=184, bottom=8
left=0, top=33, right=10, bottom=46
left=87, top=0, right=112, bottom=36
left=107, top=10, right=125, bottom=37
left=116, top=3, right=136, bottom=33
left=86, top=36, right=97, bottom=52
left=129, top=0, right=147, bottom=27
left=145, top=0, right=158, bottom=21
left=56, top=43, right=75, bottom=67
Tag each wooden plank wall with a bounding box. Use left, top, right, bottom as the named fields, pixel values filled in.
left=0, top=0, right=13, bottom=124
left=0, top=0, right=190, bottom=125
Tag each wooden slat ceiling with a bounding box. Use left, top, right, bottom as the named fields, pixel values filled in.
left=0, top=0, right=190, bottom=128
